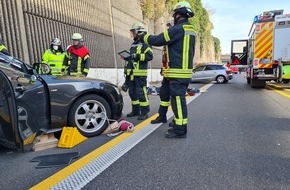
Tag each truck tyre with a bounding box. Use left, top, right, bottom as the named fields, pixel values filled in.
left=283, top=79, right=290, bottom=83
left=277, top=64, right=283, bottom=83
left=247, top=77, right=250, bottom=84
left=250, top=78, right=256, bottom=88
left=68, top=94, right=111, bottom=137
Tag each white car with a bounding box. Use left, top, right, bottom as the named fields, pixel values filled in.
left=192, top=64, right=233, bottom=83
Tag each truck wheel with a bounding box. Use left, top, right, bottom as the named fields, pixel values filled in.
left=283, top=79, right=290, bottom=83
left=68, top=95, right=111, bottom=137
left=247, top=77, right=250, bottom=84
left=277, top=65, right=283, bottom=83
left=216, top=75, right=226, bottom=83
left=250, top=78, right=256, bottom=88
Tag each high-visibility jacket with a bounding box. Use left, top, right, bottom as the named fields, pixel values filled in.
left=42, top=49, right=65, bottom=76
left=0, top=39, right=10, bottom=55
left=63, top=45, right=90, bottom=76
left=143, top=19, right=195, bottom=81
left=126, top=41, right=153, bottom=80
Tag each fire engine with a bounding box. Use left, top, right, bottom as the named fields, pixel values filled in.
left=273, top=14, right=290, bottom=83
left=231, top=10, right=290, bottom=87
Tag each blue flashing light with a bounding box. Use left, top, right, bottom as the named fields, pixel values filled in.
left=253, top=15, right=259, bottom=23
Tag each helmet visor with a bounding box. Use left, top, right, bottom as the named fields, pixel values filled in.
left=130, top=29, right=138, bottom=38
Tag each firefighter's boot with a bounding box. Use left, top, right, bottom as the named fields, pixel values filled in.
left=138, top=114, right=148, bottom=120
left=165, top=131, right=187, bottom=138
left=138, top=105, right=149, bottom=120
left=165, top=124, right=187, bottom=138
left=167, top=120, right=175, bottom=132
left=151, top=116, right=167, bottom=124
left=127, top=105, right=140, bottom=117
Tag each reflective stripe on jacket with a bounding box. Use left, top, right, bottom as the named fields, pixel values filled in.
left=42, top=49, right=65, bottom=75
left=143, top=19, right=195, bottom=79
left=126, top=41, right=153, bottom=80
left=0, top=40, right=10, bottom=55
left=63, top=45, right=90, bottom=76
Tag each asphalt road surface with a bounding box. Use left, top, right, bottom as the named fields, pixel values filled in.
left=1, top=73, right=290, bottom=190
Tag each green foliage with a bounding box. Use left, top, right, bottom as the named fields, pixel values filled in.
left=187, top=0, right=212, bottom=53
left=213, top=36, right=221, bottom=59
left=140, top=0, right=221, bottom=58
left=140, top=0, right=168, bottom=21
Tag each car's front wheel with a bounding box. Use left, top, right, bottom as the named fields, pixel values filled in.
left=216, top=75, right=226, bottom=84
left=68, top=94, right=111, bottom=137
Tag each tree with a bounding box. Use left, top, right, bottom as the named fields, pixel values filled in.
left=140, top=0, right=167, bottom=21
left=140, top=0, right=220, bottom=61
left=213, top=37, right=221, bottom=60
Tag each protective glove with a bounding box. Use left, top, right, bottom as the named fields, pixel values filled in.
left=121, top=83, right=128, bottom=92
left=160, top=68, right=163, bottom=76
left=131, top=54, right=140, bottom=61
left=123, top=56, right=131, bottom=61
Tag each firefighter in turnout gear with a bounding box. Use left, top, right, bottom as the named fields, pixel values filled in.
left=63, top=33, right=90, bottom=76
left=42, top=38, right=65, bottom=76
left=151, top=18, right=174, bottom=125
left=140, top=1, right=195, bottom=138
left=126, top=22, right=153, bottom=120
left=0, top=39, right=10, bottom=55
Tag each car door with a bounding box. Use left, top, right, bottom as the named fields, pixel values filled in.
left=0, top=59, right=50, bottom=149
left=0, top=70, right=20, bottom=149
left=204, top=65, right=218, bottom=80
left=192, top=66, right=207, bottom=81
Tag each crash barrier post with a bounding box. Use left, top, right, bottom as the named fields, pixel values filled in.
left=58, top=127, right=87, bottom=148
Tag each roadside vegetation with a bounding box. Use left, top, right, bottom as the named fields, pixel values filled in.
left=140, top=0, right=221, bottom=60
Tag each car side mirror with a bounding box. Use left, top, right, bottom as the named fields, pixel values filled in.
left=33, top=62, right=51, bottom=75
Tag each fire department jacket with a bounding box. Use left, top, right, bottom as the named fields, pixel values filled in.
left=63, top=45, right=90, bottom=76
left=0, top=39, right=10, bottom=55
left=142, top=19, right=195, bottom=82
left=42, top=48, right=65, bottom=76
left=126, top=40, right=153, bottom=80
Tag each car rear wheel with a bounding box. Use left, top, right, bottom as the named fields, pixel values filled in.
left=0, top=139, right=16, bottom=149
left=216, top=75, right=226, bottom=84
left=68, top=94, right=111, bottom=137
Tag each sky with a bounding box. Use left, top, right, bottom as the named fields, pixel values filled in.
left=201, top=0, right=290, bottom=54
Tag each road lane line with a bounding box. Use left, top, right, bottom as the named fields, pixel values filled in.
left=30, top=83, right=213, bottom=190
left=266, top=86, right=290, bottom=99
left=267, top=83, right=290, bottom=91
